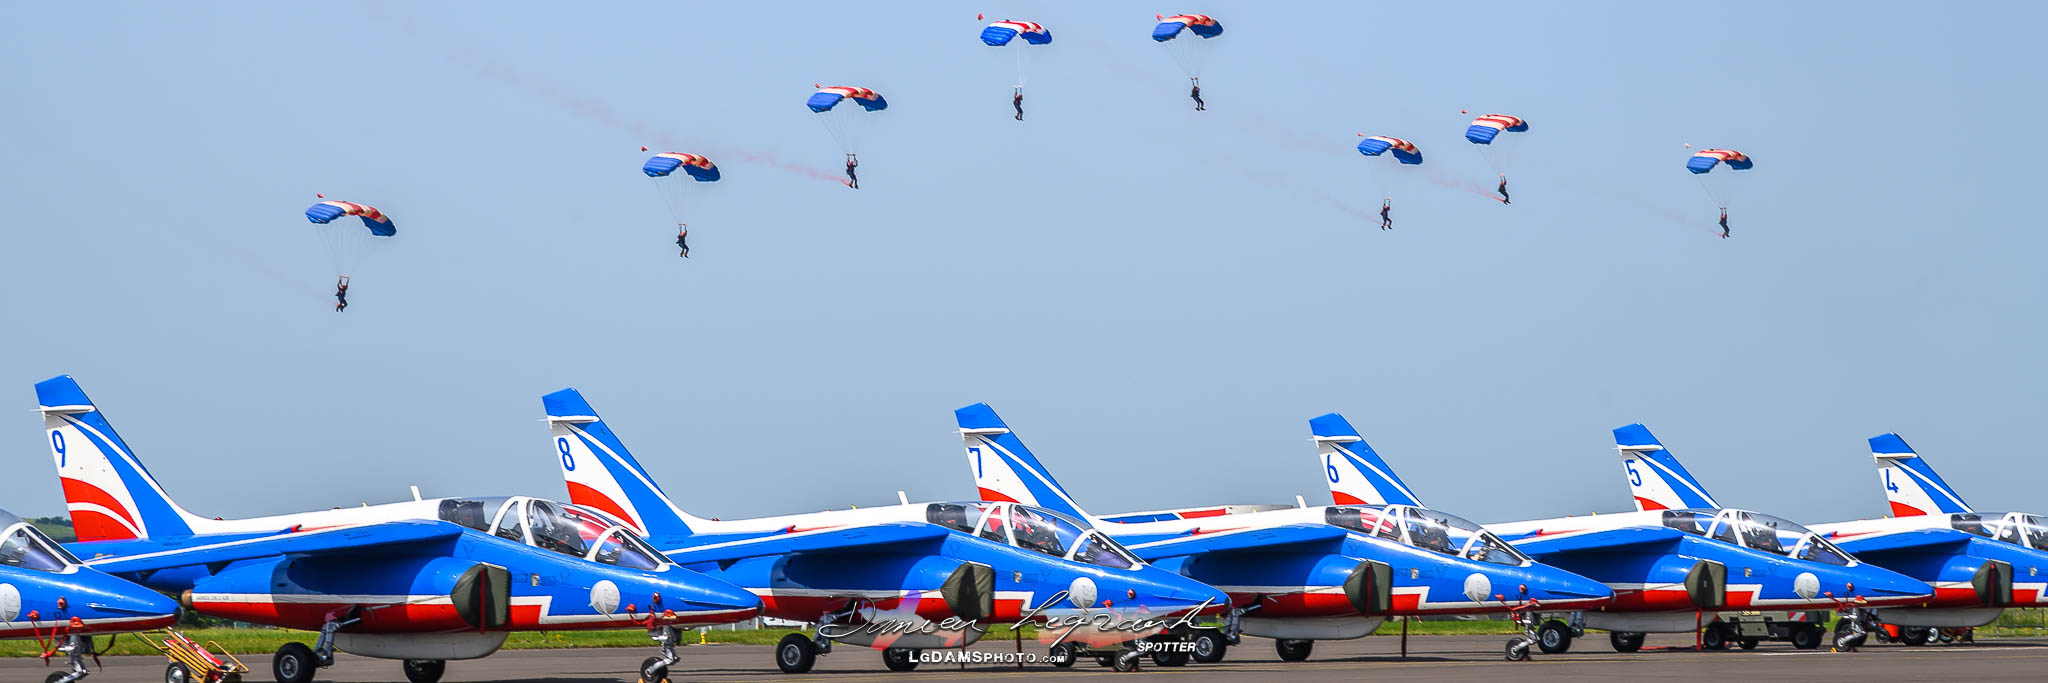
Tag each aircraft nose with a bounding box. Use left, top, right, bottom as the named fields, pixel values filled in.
left=654, top=570, right=763, bottom=616
left=1845, top=564, right=1934, bottom=605
left=1524, top=564, right=1615, bottom=606
left=1141, top=567, right=1231, bottom=614
left=76, top=573, right=180, bottom=620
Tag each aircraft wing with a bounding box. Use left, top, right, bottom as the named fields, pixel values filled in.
left=1505, top=526, right=1686, bottom=558
left=662, top=522, right=952, bottom=564
left=1827, top=529, right=1973, bottom=555
left=85, top=520, right=464, bottom=575
left=1123, top=524, right=1349, bottom=560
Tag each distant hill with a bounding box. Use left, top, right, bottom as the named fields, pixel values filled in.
left=30, top=516, right=75, bottom=543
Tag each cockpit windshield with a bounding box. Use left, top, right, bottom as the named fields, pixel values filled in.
left=0, top=523, right=76, bottom=572
left=1963, top=513, right=2048, bottom=550
left=925, top=502, right=1142, bottom=570
left=437, top=497, right=511, bottom=533
left=1327, top=505, right=1528, bottom=566
left=526, top=500, right=591, bottom=558
left=1669, top=509, right=1852, bottom=566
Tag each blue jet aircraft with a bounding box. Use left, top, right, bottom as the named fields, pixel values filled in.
left=544, top=388, right=1231, bottom=673
left=956, top=404, right=1614, bottom=664
left=37, top=376, right=761, bottom=683
left=3, top=508, right=182, bottom=683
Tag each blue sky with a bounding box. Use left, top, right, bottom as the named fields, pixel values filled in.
left=3, top=2, right=2040, bottom=525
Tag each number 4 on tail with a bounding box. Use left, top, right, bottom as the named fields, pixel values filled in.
left=1885, top=469, right=1900, bottom=493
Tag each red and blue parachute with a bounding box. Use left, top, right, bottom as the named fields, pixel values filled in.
left=1464, top=115, right=1528, bottom=145
left=807, top=86, right=888, bottom=113
left=642, top=153, right=720, bottom=182
left=1687, top=148, right=1753, bottom=174
left=305, top=200, right=396, bottom=236
left=1357, top=136, right=1423, bottom=165
left=982, top=20, right=1051, bottom=46
left=1152, top=14, right=1223, bottom=41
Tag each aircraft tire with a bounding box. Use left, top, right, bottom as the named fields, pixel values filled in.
left=1609, top=631, right=1645, bottom=653
left=637, top=656, right=669, bottom=683
left=1110, top=647, right=1142, bottom=672
left=776, top=633, right=818, bottom=674
left=1191, top=630, right=1228, bottom=663
left=273, top=642, right=317, bottom=683
left=1537, top=621, right=1573, bottom=654
left=403, top=659, right=446, bottom=683
left=881, top=648, right=919, bottom=671
left=1701, top=625, right=1729, bottom=650
left=1901, top=627, right=1932, bottom=646
left=1275, top=639, right=1314, bottom=662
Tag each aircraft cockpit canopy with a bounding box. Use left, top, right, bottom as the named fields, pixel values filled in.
left=436, top=496, right=671, bottom=570
left=1951, top=512, right=2048, bottom=550
left=926, top=502, right=1142, bottom=570
left=1660, top=508, right=1852, bottom=566
left=1325, top=505, right=1529, bottom=566
left=0, top=511, right=79, bottom=573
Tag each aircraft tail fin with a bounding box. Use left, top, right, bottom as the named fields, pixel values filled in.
left=542, top=389, right=706, bottom=538
left=1309, top=413, right=1426, bottom=507
left=954, top=404, right=1095, bottom=524
left=1871, top=433, right=1971, bottom=516
left=1614, top=424, right=1721, bottom=511
left=35, top=376, right=210, bottom=541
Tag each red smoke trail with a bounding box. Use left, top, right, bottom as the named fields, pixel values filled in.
left=365, top=5, right=846, bottom=184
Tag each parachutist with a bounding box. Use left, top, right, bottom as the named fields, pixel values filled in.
left=1497, top=175, right=1511, bottom=204
left=1189, top=78, right=1205, bottom=111
left=334, top=276, right=349, bottom=312
left=1380, top=200, right=1393, bottom=231
left=1013, top=88, right=1024, bottom=121
left=845, top=154, right=859, bottom=189
left=1719, top=209, right=1730, bottom=239
left=677, top=226, right=690, bottom=258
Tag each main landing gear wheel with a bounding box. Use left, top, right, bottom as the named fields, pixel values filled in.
left=775, top=633, right=819, bottom=674
left=403, top=659, right=446, bottom=683
left=1190, top=630, right=1228, bottom=663
left=1790, top=625, right=1823, bottom=650
left=1701, top=625, right=1729, bottom=650
left=1609, top=631, right=1645, bottom=653
left=1275, top=639, right=1314, bottom=662
left=881, top=648, right=920, bottom=672
left=1048, top=643, right=1077, bottom=668
left=1901, top=627, right=1932, bottom=646
left=273, top=642, right=318, bottom=683
left=638, top=656, right=671, bottom=683
left=1537, top=620, right=1574, bottom=654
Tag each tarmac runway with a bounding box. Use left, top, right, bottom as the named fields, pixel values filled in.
left=10, top=634, right=2047, bottom=682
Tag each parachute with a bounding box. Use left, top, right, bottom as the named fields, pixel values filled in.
left=981, top=19, right=1050, bottom=115
left=1153, top=14, right=1222, bottom=81
left=302, top=199, right=395, bottom=278
left=1356, top=136, right=1423, bottom=203
left=808, top=86, right=887, bottom=155
left=981, top=20, right=1051, bottom=46
left=1687, top=148, right=1754, bottom=209
left=1356, top=136, right=1423, bottom=165
left=1466, top=113, right=1527, bottom=171
left=642, top=153, right=720, bottom=243
left=1687, top=148, right=1752, bottom=174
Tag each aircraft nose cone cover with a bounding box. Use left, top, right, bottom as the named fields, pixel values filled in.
left=591, top=579, right=621, bottom=615
left=658, top=571, right=763, bottom=615
left=1524, top=564, right=1616, bottom=605
left=0, top=584, right=18, bottom=622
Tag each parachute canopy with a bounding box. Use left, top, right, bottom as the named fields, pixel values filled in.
left=982, top=20, right=1051, bottom=46
left=1357, top=136, right=1423, bottom=165
left=1688, top=149, right=1753, bottom=174
left=305, top=200, right=395, bottom=236
left=807, top=86, right=888, bottom=113
left=643, top=153, right=720, bottom=181
left=1153, top=14, right=1222, bottom=41
left=1465, top=115, right=1528, bottom=145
